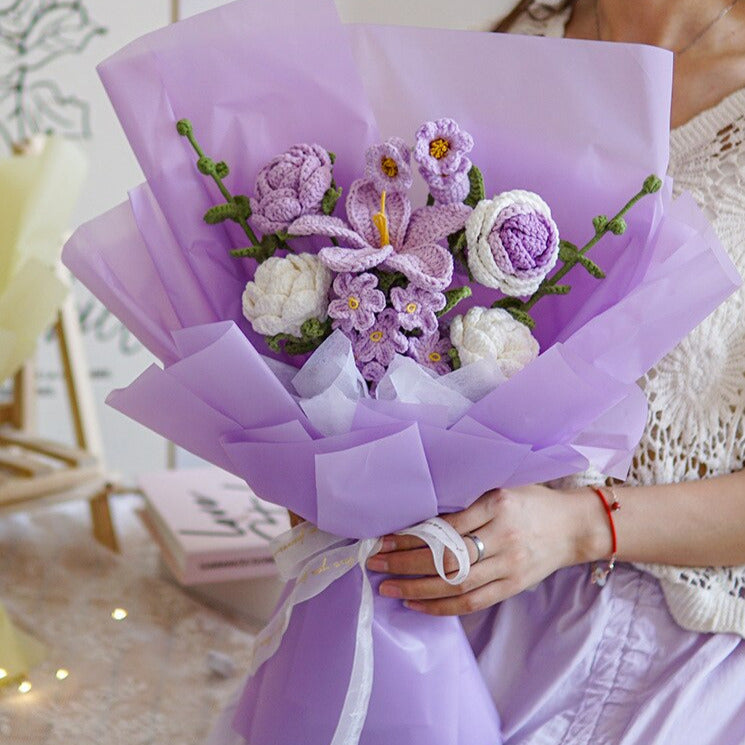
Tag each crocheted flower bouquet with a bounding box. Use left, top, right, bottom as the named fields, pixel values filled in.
left=178, top=115, right=660, bottom=400
left=62, top=1, right=740, bottom=744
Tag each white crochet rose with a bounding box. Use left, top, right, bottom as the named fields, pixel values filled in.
left=466, top=190, right=560, bottom=297
left=242, top=253, right=332, bottom=337
left=450, top=306, right=539, bottom=378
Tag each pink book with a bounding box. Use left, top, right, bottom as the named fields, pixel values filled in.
left=139, top=467, right=290, bottom=584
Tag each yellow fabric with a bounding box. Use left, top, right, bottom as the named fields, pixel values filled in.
left=0, top=601, right=45, bottom=684
left=0, top=136, right=87, bottom=383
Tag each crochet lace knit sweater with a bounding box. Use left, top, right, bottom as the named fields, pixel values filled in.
left=511, top=3, right=745, bottom=636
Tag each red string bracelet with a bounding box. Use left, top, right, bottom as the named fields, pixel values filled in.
left=590, top=486, right=621, bottom=587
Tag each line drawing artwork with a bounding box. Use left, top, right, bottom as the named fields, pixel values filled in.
left=0, top=0, right=106, bottom=150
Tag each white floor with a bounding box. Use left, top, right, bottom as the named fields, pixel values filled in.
left=0, top=495, right=257, bottom=745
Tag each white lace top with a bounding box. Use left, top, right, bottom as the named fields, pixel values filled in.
left=510, top=2, right=745, bottom=636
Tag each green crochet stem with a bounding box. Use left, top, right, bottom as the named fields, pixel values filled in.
left=493, top=175, right=662, bottom=327
left=176, top=118, right=261, bottom=248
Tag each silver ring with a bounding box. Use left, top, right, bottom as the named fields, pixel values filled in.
left=466, top=533, right=485, bottom=564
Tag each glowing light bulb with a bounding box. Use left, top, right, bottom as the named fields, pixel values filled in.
left=111, top=608, right=128, bottom=621
left=0, top=668, right=7, bottom=680
left=18, top=681, right=32, bottom=694
left=55, top=669, right=69, bottom=681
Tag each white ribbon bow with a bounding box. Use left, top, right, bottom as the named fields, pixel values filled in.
left=248, top=517, right=472, bottom=745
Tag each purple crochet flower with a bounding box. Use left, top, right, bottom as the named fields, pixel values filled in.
left=409, top=334, right=453, bottom=376
left=390, top=285, right=446, bottom=336
left=289, top=179, right=470, bottom=291
left=414, top=118, right=474, bottom=204
left=365, top=137, right=413, bottom=195
left=466, top=190, right=560, bottom=297
left=353, top=308, right=408, bottom=373
left=328, top=273, right=386, bottom=332
left=250, top=144, right=333, bottom=234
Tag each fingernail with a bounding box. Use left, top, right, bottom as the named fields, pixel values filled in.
left=366, top=557, right=388, bottom=572
left=379, top=583, right=402, bottom=599
left=404, top=601, right=423, bottom=611
left=379, top=537, right=397, bottom=553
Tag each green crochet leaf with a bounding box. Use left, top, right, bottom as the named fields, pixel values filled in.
left=577, top=254, right=606, bottom=279
left=558, top=240, right=579, bottom=263
left=491, top=296, right=523, bottom=310
left=204, top=203, right=239, bottom=225
left=321, top=185, right=343, bottom=215
left=437, top=286, right=473, bottom=317
left=448, top=229, right=467, bottom=255
left=448, top=347, right=462, bottom=371
left=233, top=195, right=252, bottom=219
left=464, top=165, right=485, bottom=208
left=230, top=245, right=265, bottom=260
left=373, top=270, right=407, bottom=295
left=506, top=307, right=536, bottom=329
left=540, top=284, right=571, bottom=295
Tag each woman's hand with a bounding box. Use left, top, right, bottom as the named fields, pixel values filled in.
left=366, top=485, right=610, bottom=616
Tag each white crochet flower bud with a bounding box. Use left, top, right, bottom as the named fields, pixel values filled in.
left=450, top=306, right=539, bottom=378
left=242, top=254, right=332, bottom=337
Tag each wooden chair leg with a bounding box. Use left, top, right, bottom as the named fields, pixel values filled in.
left=89, top=484, right=119, bottom=553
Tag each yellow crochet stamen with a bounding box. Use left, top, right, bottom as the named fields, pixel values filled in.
left=381, top=156, right=399, bottom=178
left=348, top=297, right=360, bottom=310
left=429, top=138, right=450, bottom=160
left=405, top=302, right=418, bottom=314
left=372, top=190, right=390, bottom=248
left=428, top=352, right=442, bottom=363
left=370, top=331, right=384, bottom=342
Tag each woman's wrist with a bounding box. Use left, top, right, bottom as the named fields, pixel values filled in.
left=562, top=487, right=615, bottom=566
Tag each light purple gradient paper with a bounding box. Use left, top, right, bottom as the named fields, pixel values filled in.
left=61, top=1, right=740, bottom=743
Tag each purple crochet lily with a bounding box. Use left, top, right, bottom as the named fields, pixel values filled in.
left=289, top=179, right=470, bottom=291
left=328, top=272, right=385, bottom=332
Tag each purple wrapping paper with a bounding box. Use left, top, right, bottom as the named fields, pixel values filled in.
left=61, top=1, right=740, bottom=743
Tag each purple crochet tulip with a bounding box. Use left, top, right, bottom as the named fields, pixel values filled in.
left=414, top=118, right=474, bottom=204
left=289, top=179, right=471, bottom=291
left=408, top=333, right=453, bottom=376
left=390, top=285, right=446, bottom=336
left=328, top=273, right=386, bottom=333
left=365, top=137, right=413, bottom=195
left=250, top=143, right=333, bottom=235
left=466, top=190, right=560, bottom=297
left=353, top=308, right=408, bottom=376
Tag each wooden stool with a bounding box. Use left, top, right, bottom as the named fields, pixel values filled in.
left=0, top=292, right=119, bottom=551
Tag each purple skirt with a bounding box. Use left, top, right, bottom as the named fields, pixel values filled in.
left=463, top=563, right=745, bottom=745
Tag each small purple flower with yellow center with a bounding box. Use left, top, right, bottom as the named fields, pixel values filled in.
left=365, top=137, right=413, bottom=195
left=414, top=118, right=474, bottom=204
left=390, top=285, right=446, bottom=336
left=353, top=308, right=409, bottom=382
left=408, top=334, right=453, bottom=376
left=327, top=272, right=385, bottom=333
